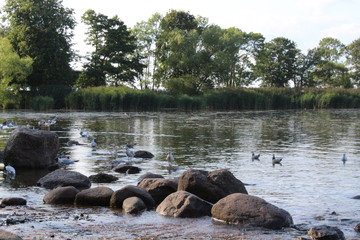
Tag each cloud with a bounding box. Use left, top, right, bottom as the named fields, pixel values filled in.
left=321, top=23, right=360, bottom=44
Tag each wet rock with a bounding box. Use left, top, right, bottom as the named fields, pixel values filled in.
left=0, top=229, right=23, bottom=240
left=75, top=186, right=114, bottom=206
left=352, top=195, right=360, bottom=199
left=137, top=172, right=164, bottom=182
left=3, top=127, right=59, bottom=169
left=0, top=197, right=27, bottom=206
left=307, top=225, right=345, bottom=240
left=89, top=172, right=118, bottom=183
left=134, top=150, right=154, bottom=159
left=355, top=223, right=360, bottom=232
left=211, top=193, right=293, bottom=230
left=0, top=150, right=3, bottom=162
left=43, top=186, right=80, bottom=204
left=178, top=169, right=248, bottom=204
left=122, top=196, right=146, bottom=214
left=113, top=164, right=141, bottom=174
left=110, top=185, right=155, bottom=210
left=137, top=178, right=178, bottom=205
left=37, top=169, right=91, bottom=190
left=156, top=191, right=213, bottom=218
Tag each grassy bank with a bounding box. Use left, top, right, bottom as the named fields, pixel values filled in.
left=65, top=87, right=360, bottom=111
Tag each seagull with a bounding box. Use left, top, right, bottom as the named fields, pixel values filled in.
left=91, top=138, right=97, bottom=148
left=3, top=165, right=16, bottom=179
left=272, top=154, right=283, bottom=167
left=125, top=146, right=135, bottom=160
left=166, top=152, right=174, bottom=162
left=251, top=151, right=260, bottom=161
left=56, top=155, right=75, bottom=165
left=341, top=153, right=347, bottom=165
left=80, top=129, right=88, bottom=138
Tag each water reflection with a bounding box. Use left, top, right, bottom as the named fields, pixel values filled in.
left=0, top=109, right=360, bottom=238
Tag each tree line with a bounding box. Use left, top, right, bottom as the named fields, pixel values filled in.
left=0, top=0, right=359, bottom=109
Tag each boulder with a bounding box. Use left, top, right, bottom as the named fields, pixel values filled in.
left=37, top=169, right=91, bottom=190
left=138, top=172, right=164, bottom=182
left=211, top=193, right=293, bottom=230
left=122, top=196, right=146, bottom=214
left=0, top=150, right=3, bottom=162
left=113, top=164, right=141, bottom=174
left=110, top=185, right=155, bottom=210
left=355, top=223, right=360, bottom=232
left=89, top=173, right=118, bottom=183
left=0, top=229, right=23, bottom=240
left=43, top=186, right=80, bottom=204
left=137, top=178, right=178, bottom=205
left=156, top=191, right=213, bottom=218
left=0, top=197, right=27, bottom=206
left=178, top=169, right=248, bottom=203
left=3, top=127, right=59, bottom=169
left=134, top=150, right=154, bottom=159
left=75, top=187, right=114, bottom=206
left=352, top=195, right=360, bottom=199
left=307, top=225, right=345, bottom=240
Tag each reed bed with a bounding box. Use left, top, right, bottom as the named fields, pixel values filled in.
left=65, top=87, right=360, bottom=111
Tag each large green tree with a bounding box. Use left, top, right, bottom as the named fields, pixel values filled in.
left=255, top=37, right=299, bottom=87
left=3, top=0, right=76, bottom=94
left=132, top=13, right=162, bottom=90
left=347, top=38, right=360, bottom=86
left=312, top=37, right=351, bottom=88
left=0, top=37, right=32, bottom=108
left=78, top=10, right=144, bottom=88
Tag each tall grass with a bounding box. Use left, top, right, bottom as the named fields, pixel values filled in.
left=65, top=87, right=360, bottom=111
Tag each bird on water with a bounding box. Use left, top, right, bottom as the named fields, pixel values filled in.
left=341, top=153, right=347, bottom=165
left=251, top=151, right=260, bottom=161
left=272, top=154, right=282, bottom=167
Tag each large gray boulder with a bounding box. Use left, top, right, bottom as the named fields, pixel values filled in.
left=110, top=185, right=155, bottom=210
left=211, top=193, right=293, bottom=230
left=178, top=169, right=247, bottom=204
left=308, top=225, right=345, bottom=240
left=156, top=191, right=213, bottom=218
left=3, top=127, right=59, bottom=169
left=37, top=169, right=91, bottom=190
left=43, top=186, right=80, bottom=204
left=137, top=178, right=178, bottom=205
left=75, top=187, right=113, bottom=206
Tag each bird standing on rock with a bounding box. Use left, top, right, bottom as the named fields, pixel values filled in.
left=126, top=146, right=135, bottom=160
left=272, top=154, right=282, bottom=167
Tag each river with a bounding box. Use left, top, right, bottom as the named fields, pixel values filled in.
left=0, top=109, right=359, bottom=239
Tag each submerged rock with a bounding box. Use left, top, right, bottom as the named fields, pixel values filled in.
left=3, top=127, right=59, bottom=169
left=307, top=225, right=345, bottom=240
left=113, top=165, right=141, bottom=174
left=43, top=186, right=80, bottom=204
left=89, top=173, right=118, bottom=183
left=178, top=169, right=248, bottom=204
left=37, top=169, right=91, bottom=190
left=211, top=193, right=293, bottom=230
left=137, top=172, right=164, bottom=182
left=110, top=185, right=155, bottom=210
left=0, top=229, right=23, bottom=240
left=134, top=150, right=154, bottom=159
left=156, top=191, right=213, bottom=218
left=75, top=187, right=114, bottom=206
left=138, top=178, right=178, bottom=205
left=122, top=196, right=146, bottom=214
left=0, top=197, right=27, bottom=206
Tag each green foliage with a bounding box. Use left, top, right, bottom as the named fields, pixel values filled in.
left=80, top=10, right=144, bottom=87
left=3, top=0, right=75, bottom=90
left=30, top=96, right=55, bottom=111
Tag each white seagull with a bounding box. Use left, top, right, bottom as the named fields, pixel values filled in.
left=166, top=152, right=174, bottom=162
left=341, top=153, right=347, bottom=165
left=126, top=146, right=135, bottom=160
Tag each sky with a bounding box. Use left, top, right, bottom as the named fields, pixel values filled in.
left=1, top=0, right=360, bottom=61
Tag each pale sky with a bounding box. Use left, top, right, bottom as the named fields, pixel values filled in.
left=1, top=0, right=360, bottom=60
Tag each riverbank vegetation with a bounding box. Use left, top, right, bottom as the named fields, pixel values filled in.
left=0, top=0, right=360, bottom=111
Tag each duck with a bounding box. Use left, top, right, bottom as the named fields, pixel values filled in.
left=251, top=151, right=260, bottom=161
left=272, top=154, right=283, bottom=167
left=341, top=153, right=347, bottom=165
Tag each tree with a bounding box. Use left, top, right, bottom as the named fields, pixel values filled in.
left=294, top=49, right=321, bottom=88
left=78, top=9, right=144, bottom=88
left=0, top=37, right=32, bottom=108
left=347, top=38, right=360, bottom=86
left=255, top=37, right=299, bottom=87
left=312, top=37, right=351, bottom=88
left=132, top=13, right=162, bottom=90
left=3, top=0, right=76, bottom=95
